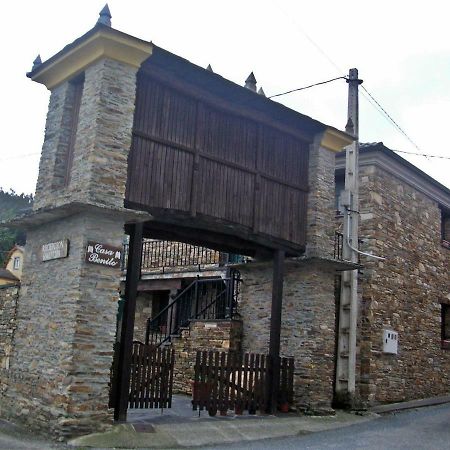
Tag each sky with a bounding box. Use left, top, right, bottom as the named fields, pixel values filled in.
left=1, top=0, right=449, bottom=195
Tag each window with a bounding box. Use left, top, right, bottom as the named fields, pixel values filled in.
left=440, top=207, right=450, bottom=249
left=442, top=304, right=450, bottom=349
left=13, top=257, right=20, bottom=270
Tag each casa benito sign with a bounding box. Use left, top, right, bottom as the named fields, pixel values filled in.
left=42, top=239, right=69, bottom=262
left=85, top=241, right=122, bottom=268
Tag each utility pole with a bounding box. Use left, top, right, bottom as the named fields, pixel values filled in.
left=335, top=68, right=362, bottom=407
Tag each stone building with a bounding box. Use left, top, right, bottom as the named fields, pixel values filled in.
left=0, top=7, right=353, bottom=439
left=1, top=6, right=447, bottom=441
left=336, top=142, right=450, bottom=405
left=0, top=246, right=24, bottom=286
left=131, top=142, right=450, bottom=411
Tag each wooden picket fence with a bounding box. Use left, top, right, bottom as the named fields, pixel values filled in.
left=192, top=350, right=294, bottom=415
left=128, top=341, right=175, bottom=409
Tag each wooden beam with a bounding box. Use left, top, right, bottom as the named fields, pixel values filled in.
left=124, top=201, right=306, bottom=257
left=114, top=222, right=143, bottom=422
left=142, top=221, right=264, bottom=257
left=267, top=249, right=285, bottom=413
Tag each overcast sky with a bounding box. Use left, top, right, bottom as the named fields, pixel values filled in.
left=1, top=0, right=449, bottom=194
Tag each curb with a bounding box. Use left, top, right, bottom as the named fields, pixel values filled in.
left=369, top=395, right=450, bottom=414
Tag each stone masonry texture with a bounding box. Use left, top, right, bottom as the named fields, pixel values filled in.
left=1, top=54, right=141, bottom=439
left=236, top=142, right=339, bottom=414
left=0, top=212, right=125, bottom=439
left=133, top=293, right=153, bottom=341
left=239, top=261, right=336, bottom=414
left=306, top=138, right=336, bottom=259
left=0, top=286, right=19, bottom=371
left=342, top=163, right=450, bottom=405
left=171, top=320, right=242, bottom=394
left=34, top=58, right=138, bottom=211
left=33, top=82, right=73, bottom=210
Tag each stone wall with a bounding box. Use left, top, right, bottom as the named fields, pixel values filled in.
left=238, top=261, right=336, bottom=414
left=0, top=212, right=124, bottom=439
left=33, top=82, right=74, bottom=209
left=0, top=286, right=19, bottom=370
left=133, top=293, right=153, bottom=342
left=306, top=138, right=336, bottom=259
left=34, top=58, right=138, bottom=211
left=354, top=164, right=450, bottom=405
left=171, top=320, right=242, bottom=394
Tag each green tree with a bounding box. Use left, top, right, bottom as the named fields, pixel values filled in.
left=0, top=189, right=33, bottom=266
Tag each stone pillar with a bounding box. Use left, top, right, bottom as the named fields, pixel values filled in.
left=2, top=212, right=124, bottom=438
left=69, top=59, right=138, bottom=208
left=305, top=135, right=337, bottom=259
left=34, top=58, right=139, bottom=211
left=0, top=26, right=152, bottom=438
left=33, top=82, right=78, bottom=208
left=239, top=261, right=336, bottom=414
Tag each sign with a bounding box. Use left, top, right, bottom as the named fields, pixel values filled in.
left=85, top=241, right=121, bottom=268
left=42, top=239, right=69, bottom=262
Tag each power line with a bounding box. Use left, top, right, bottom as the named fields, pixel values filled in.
left=360, top=85, right=425, bottom=154
left=269, top=3, right=449, bottom=164
left=387, top=148, right=450, bottom=160
left=268, top=76, right=347, bottom=98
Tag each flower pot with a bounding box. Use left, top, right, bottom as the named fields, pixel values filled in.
left=279, top=402, right=289, bottom=413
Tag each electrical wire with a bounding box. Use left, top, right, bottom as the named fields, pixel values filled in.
left=386, top=148, right=450, bottom=160
left=269, top=1, right=449, bottom=164
left=268, top=76, right=347, bottom=99
left=360, top=85, right=423, bottom=154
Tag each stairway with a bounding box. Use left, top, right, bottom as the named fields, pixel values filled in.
left=145, top=269, right=240, bottom=347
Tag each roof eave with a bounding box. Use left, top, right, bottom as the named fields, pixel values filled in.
left=28, top=24, right=152, bottom=90
left=320, top=127, right=355, bottom=152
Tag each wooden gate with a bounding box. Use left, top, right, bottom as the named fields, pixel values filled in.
left=192, top=350, right=294, bottom=415
left=128, top=341, right=175, bottom=409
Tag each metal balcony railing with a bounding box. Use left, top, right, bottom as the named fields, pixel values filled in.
left=121, top=240, right=247, bottom=273
left=334, top=231, right=363, bottom=265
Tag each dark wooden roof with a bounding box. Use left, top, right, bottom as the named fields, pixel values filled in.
left=140, top=45, right=327, bottom=140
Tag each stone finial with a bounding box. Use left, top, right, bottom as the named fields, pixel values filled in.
left=97, top=4, right=112, bottom=27
left=257, top=87, right=266, bottom=97
left=31, top=55, right=42, bottom=72
left=345, top=117, right=355, bottom=135
left=206, top=64, right=214, bottom=72
left=244, top=72, right=257, bottom=92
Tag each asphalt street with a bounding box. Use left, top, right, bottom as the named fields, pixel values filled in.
left=203, top=403, right=450, bottom=450
left=0, top=402, right=448, bottom=449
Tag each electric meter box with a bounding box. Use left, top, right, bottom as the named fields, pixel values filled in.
left=383, top=329, right=398, bottom=354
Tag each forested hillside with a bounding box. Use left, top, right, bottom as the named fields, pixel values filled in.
left=0, top=189, right=33, bottom=266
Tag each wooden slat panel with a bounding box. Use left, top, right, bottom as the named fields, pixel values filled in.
left=197, top=159, right=254, bottom=227
left=192, top=350, right=295, bottom=414
left=197, top=105, right=258, bottom=168
left=127, top=73, right=311, bottom=248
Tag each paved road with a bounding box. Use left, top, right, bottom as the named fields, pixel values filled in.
left=204, top=403, right=450, bottom=450
left=0, top=403, right=448, bottom=449
left=0, top=420, right=67, bottom=450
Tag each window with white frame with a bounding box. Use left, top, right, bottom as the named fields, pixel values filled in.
left=13, top=257, right=20, bottom=270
